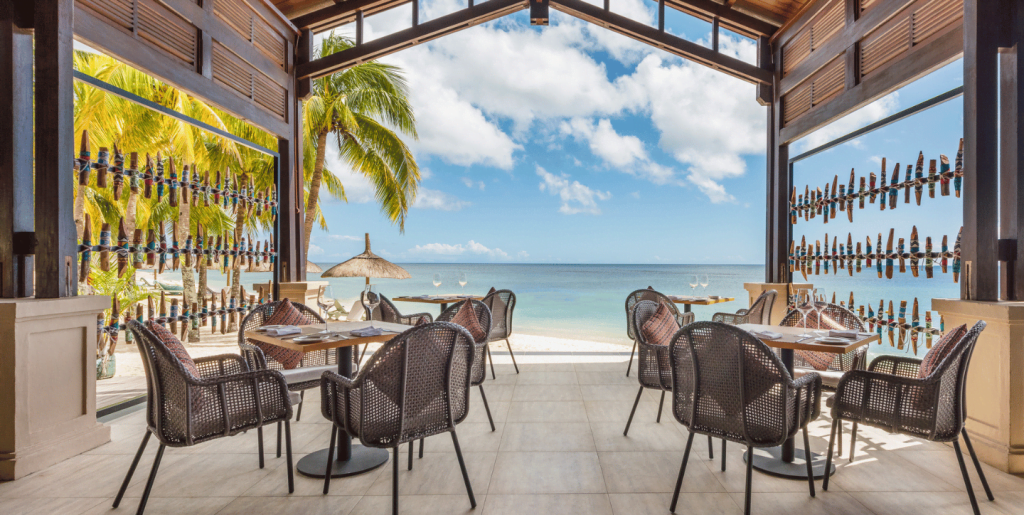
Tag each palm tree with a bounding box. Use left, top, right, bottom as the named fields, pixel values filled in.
left=302, top=33, right=420, bottom=257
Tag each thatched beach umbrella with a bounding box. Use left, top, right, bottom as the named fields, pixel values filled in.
left=321, top=233, right=410, bottom=284
left=306, top=261, right=323, bottom=273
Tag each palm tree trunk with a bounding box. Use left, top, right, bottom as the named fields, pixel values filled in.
left=302, top=130, right=329, bottom=257
left=124, top=189, right=140, bottom=237
left=176, top=200, right=200, bottom=342
left=229, top=197, right=249, bottom=332
left=74, top=187, right=86, bottom=241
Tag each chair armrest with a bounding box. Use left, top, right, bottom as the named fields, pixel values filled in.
left=736, top=309, right=750, bottom=316
left=868, top=355, right=923, bottom=378
left=400, top=312, right=433, bottom=325
left=193, top=354, right=249, bottom=378
left=676, top=311, right=696, bottom=327
left=190, top=369, right=293, bottom=426
left=711, top=312, right=749, bottom=325
left=832, top=369, right=939, bottom=432
left=322, top=370, right=359, bottom=390
left=792, top=372, right=822, bottom=422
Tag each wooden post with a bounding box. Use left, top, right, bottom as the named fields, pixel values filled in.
left=711, top=17, right=719, bottom=52
left=0, top=3, right=34, bottom=298
left=34, top=0, right=76, bottom=298
left=765, top=41, right=790, bottom=283
left=278, top=135, right=304, bottom=283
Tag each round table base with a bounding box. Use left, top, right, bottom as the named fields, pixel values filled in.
left=744, top=446, right=835, bottom=480
left=297, top=444, right=390, bottom=479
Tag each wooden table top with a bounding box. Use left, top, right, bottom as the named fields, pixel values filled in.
left=736, top=323, right=877, bottom=354
left=244, top=321, right=410, bottom=353
left=392, top=295, right=483, bottom=304
left=667, top=296, right=735, bottom=306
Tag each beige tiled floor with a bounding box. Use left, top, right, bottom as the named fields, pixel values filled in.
left=4, top=351, right=1024, bottom=515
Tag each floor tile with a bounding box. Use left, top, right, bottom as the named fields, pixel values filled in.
left=349, top=494, right=482, bottom=515
left=365, top=452, right=496, bottom=496
left=500, top=423, right=596, bottom=452
left=608, top=493, right=739, bottom=515
left=599, top=451, right=725, bottom=493
left=511, top=384, right=582, bottom=402
left=505, top=401, right=589, bottom=423
left=482, top=494, right=613, bottom=515
left=488, top=452, right=606, bottom=494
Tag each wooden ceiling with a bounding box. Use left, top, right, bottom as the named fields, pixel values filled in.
left=269, top=0, right=812, bottom=33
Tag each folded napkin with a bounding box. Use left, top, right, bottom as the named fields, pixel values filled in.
left=350, top=326, right=384, bottom=337
left=829, top=330, right=859, bottom=339
left=262, top=326, right=301, bottom=336
left=753, top=330, right=783, bottom=340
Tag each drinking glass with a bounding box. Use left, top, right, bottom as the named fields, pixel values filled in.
left=811, top=288, right=826, bottom=334
left=458, top=272, right=468, bottom=293
left=796, top=290, right=814, bottom=334
left=689, top=275, right=699, bottom=296
left=433, top=273, right=442, bottom=295
left=700, top=274, right=710, bottom=296
left=362, top=284, right=380, bottom=329
left=317, top=285, right=334, bottom=334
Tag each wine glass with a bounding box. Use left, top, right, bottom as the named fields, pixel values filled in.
left=433, top=273, right=442, bottom=297
left=362, top=284, right=380, bottom=329
left=458, top=272, right=467, bottom=294
left=700, top=274, right=710, bottom=296
left=689, top=275, right=698, bottom=296
left=796, top=290, right=814, bottom=334
left=811, top=288, right=826, bottom=335
left=317, top=285, right=334, bottom=334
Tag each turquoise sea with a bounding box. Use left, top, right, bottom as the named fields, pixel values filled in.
left=153, top=263, right=961, bottom=358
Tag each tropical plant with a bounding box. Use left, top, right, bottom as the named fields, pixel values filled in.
left=301, top=32, right=420, bottom=256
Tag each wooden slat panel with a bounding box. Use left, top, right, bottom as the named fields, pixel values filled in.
left=783, top=82, right=813, bottom=124
left=782, top=54, right=844, bottom=124
left=860, top=15, right=910, bottom=76
left=214, top=0, right=287, bottom=69
left=861, top=0, right=881, bottom=11
left=781, top=0, right=844, bottom=77
left=252, top=16, right=287, bottom=67
left=78, top=0, right=133, bottom=30
left=253, top=70, right=286, bottom=117
left=913, top=0, right=961, bottom=43
left=137, top=0, right=196, bottom=65
left=211, top=39, right=286, bottom=120
left=860, top=0, right=962, bottom=79
left=783, top=30, right=811, bottom=75
left=215, top=0, right=252, bottom=39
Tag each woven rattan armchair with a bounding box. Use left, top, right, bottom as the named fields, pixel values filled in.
left=482, top=289, right=519, bottom=378
left=363, top=292, right=435, bottom=325
left=824, top=321, right=993, bottom=515
left=320, top=322, right=477, bottom=514
left=712, top=290, right=776, bottom=325
left=625, top=288, right=688, bottom=377
left=115, top=320, right=296, bottom=515
left=238, top=301, right=357, bottom=457
left=629, top=301, right=714, bottom=456
left=669, top=322, right=822, bottom=515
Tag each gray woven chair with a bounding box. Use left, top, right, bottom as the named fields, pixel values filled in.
left=363, top=292, right=435, bottom=325
left=116, top=320, right=295, bottom=515
left=669, top=322, right=821, bottom=515
left=824, top=321, right=993, bottom=515
left=630, top=301, right=720, bottom=459
left=238, top=300, right=357, bottom=457
left=712, top=290, right=777, bottom=325
left=482, top=289, right=519, bottom=378
left=625, top=288, right=687, bottom=377
left=320, top=321, right=477, bottom=515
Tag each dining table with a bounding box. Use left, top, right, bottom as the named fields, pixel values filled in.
left=244, top=320, right=410, bottom=478
left=668, top=295, right=735, bottom=313
left=391, top=294, right=483, bottom=314
left=736, top=323, right=879, bottom=481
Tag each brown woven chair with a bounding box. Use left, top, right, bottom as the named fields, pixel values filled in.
left=363, top=292, right=435, bottom=325
left=712, top=290, right=777, bottom=325
left=482, top=289, right=519, bottom=378
left=630, top=300, right=720, bottom=459
left=669, top=322, right=821, bottom=515
left=824, top=321, right=993, bottom=515
left=625, top=288, right=688, bottom=377
left=320, top=321, right=477, bottom=515
left=238, top=300, right=357, bottom=457
left=115, top=320, right=295, bottom=515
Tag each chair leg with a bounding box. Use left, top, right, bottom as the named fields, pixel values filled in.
left=721, top=439, right=727, bottom=472
left=505, top=338, right=519, bottom=374
left=392, top=446, right=400, bottom=515
left=451, top=431, right=477, bottom=509
left=479, top=385, right=496, bottom=432
left=836, top=420, right=843, bottom=457
left=849, top=422, right=859, bottom=462
left=257, top=426, right=265, bottom=469
left=743, top=445, right=754, bottom=515
left=802, top=425, right=815, bottom=498
left=419, top=437, right=424, bottom=459
left=113, top=432, right=151, bottom=508
left=657, top=391, right=665, bottom=423
left=276, top=421, right=282, bottom=458
left=954, top=440, right=981, bottom=515
left=823, top=418, right=838, bottom=491
left=669, top=431, right=695, bottom=513
left=295, top=390, right=305, bottom=422
left=284, top=421, right=294, bottom=494
left=626, top=340, right=637, bottom=377
left=623, top=386, right=644, bottom=436
left=486, top=345, right=496, bottom=380
left=323, top=426, right=337, bottom=494
left=708, top=435, right=714, bottom=460
left=961, top=429, right=994, bottom=501
left=408, top=440, right=414, bottom=471
left=136, top=443, right=166, bottom=515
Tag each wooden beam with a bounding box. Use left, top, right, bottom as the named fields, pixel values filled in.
left=962, top=0, right=1002, bottom=301
left=553, top=0, right=772, bottom=85
left=34, top=0, right=76, bottom=298
left=1012, top=0, right=1024, bottom=301
left=0, top=3, right=34, bottom=298
left=277, top=135, right=304, bottom=283
left=659, top=0, right=779, bottom=39
left=1000, top=45, right=1017, bottom=299
left=291, top=0, right=408, bottom=32
left=298, top=0, right=528, bottom=80
left=531, top=0, right=549, bottom=26
left=756, top=35, right=771, bottom=105
left=766, top=42, right=790, bottom=283
left=779, top=24, right=962, bottom=144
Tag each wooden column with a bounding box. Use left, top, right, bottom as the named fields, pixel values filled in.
left=1000, top=40, right=1018, bottom=300
left=0, top=3, right=34, bottom=298
left=962, top=0, right=1001, bottom=301
left=1012, top=0, right=1024, bottom=301
left=277, top=135, right=304, bottom=283
left=765, top=41, right=790, bottom=283
left=34, top=0, right=76, bottom=298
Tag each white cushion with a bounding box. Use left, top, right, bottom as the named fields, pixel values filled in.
left=278, top=364, right=337, bottom=385
left=346, top=300, right=365, bottom=322
left=793, top=367, right=845, bottom=389
left=288, top=391, right=302, bottom=406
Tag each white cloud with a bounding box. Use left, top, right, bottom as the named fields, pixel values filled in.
left=560, top=118, right=647, bottom=168
left=461, top=177, right=485, bottom=190
left=308, top=244, right=325, bottom=256
left=324, top=234, right=360, bottom=242
left=410, top=239, right=520, bottom=260
left=536, top=165, right=611, bottom=215
left=795, top=94, right=900, bottom=152
left=414, top=188, right=471, bottom=211
left=630, top=191, right=641, bottom=199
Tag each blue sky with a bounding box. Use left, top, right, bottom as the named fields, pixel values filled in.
left=303, top=0, right=965, bottom=265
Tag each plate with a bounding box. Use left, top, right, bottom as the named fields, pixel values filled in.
left=815, top=336, right=851, bottom=345
left=258, top=325, right=288, bottom=331
left=293, top=335, right=327, bottom=343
